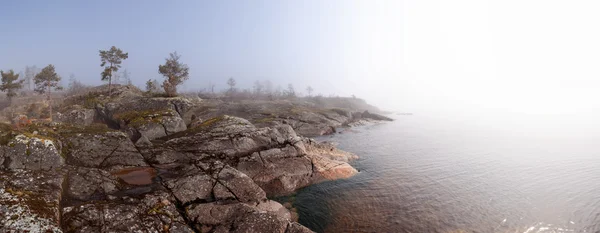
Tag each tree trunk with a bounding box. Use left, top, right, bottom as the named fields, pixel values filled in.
left=108, top=75, right=112, bottom=96
left=47, top=83, right=53, bottom=121
left=108, top=63, right=113, bottom=96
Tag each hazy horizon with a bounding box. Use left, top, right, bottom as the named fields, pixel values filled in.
left=2, top=0, right=600, bottom=119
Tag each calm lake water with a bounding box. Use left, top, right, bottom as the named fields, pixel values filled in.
left=294, top=115, right=600, bottom=233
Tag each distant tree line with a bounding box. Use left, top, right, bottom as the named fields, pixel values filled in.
left=192, top=77, right=317, bottom=101
left=1, top=45, right=325, bottom=119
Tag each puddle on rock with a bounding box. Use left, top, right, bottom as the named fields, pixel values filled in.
left=112, top=167, right=157, bottom=185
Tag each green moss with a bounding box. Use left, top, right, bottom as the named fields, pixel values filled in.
left=114, top=109, right=175, bottom=128
left=0, top=123, right=14, bottom=146
left=16, top=191, right=56, bottom=219
left=0, top=133, right=14, bottom=146
left=197, top=115, right=225, bottom=128
left=5, top=188, right=34, bottom=197
left=0, top=122, right=12, bottom=132
left=254, top=117, right=276, bottom=124
left=54, top=123, right=115, bottom=137
left=21, top=132, right=55, bottom=142
left=82, top=92, right=104, bottom=108
left=160, top=115, right=226, bottom=141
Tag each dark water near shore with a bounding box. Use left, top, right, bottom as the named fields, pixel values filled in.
left=294, top=115, right=600, bottom=233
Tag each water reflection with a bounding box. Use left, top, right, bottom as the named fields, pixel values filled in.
left=294, top=117, right=600, bottom=233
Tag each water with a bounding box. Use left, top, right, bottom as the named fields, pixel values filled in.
left=294, top=115, right=600, bottom=233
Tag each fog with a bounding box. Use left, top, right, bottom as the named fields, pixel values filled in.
left=2, top=1, right=600, bottom=122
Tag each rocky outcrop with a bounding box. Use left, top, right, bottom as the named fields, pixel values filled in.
left=54, top=106, right=96, bottom=126
left=0, top=87, right=380, bottom=232
left=0, top=119, right=321, bottom=232
left=94, top=94, right=192, bottom=142
left=62, top=130, right=147, bottom=169
left=186, top=99, right=393, bottom=137
left=143, top=115, right=357, bottom=196
left=358, top=110, right=394, bottom=121
left=59, top=84, right=193, bottom=142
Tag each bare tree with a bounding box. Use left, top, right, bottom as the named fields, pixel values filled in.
left=253, top=80, right=264, bottom=97
left=227, top=77, right=236, bottom=92
left=264, top=80, right=273, bottom=95
left=0, top=70, right=25, bottom=103
left=274, top=85, right=282, bottom=99
left=208, top=81, right=216, bottom=93
left=306, top=86, right=314, bottom=97
left=284, top=84, right=296, bottom=98
left=24, top=65, right=38, bottom=91
left=99, top=46, right=129, bottom=95
left=66, top=74, right=88, bottom=96
left=145, top=79, right=161, bottom=93
left=121, top=69, right=132, bottom=85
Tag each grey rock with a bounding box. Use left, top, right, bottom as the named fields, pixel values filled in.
left=216, top=165, right=266, bottom=204
left=256, top=200, right=292, bottom=221
left=286, top=222, right=315, bottom=233
left=62, top=190, right=194, bottom=233
left=186, top=202, right=255, bottom=226
left=231, top=211, right=289, bottom=233
left=165, top=170, right=215, bottom=204
left=0, top=170, right=63, bottom=233
left=136, top=121, right=167, bottom=140
left=66, top=167, right=119, bottom=201
left=2, top=134, right=64, bottom=171
left=55, top=107, right=96, bottom=126
left=63, top=131, right=146, bottom=169
left=237, top=147, right=313, bottom=196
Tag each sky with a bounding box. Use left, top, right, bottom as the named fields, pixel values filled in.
left=1, top=0, right=600, bottom=119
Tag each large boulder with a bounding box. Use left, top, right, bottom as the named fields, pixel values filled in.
left=185, top=202, right=309, bottom=233
left=103, top=97, right=192, bottom=141
left=236, top=146, right=313, bottom=196
left=63, top=85, right=194, bottom=141
left=55, top=106, right=96, bottom=126
left=1, top=134, right=64, bottom=171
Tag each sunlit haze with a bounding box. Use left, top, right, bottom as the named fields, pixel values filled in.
left=1, top=0, right=599, bottom=118
left=4, top=2, right=600, bottom=232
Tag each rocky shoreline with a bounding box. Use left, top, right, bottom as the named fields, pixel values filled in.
left=0, top=85, right=392, bottom=232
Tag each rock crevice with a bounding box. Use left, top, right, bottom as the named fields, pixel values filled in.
left=0, top=87, right=391, bottom=232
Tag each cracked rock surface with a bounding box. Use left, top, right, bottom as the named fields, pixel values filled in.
left=0, top=120, right=355, bottom=232
left=0, top=87, right=370, bottom=232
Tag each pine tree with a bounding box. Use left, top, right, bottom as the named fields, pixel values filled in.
left=0, top=70, right=24, bottom=103
left=34, top=65, right=62, bottom=120
left=158, top=52, right=189, bottom=97
left=99, top=46, right=129, bottom=95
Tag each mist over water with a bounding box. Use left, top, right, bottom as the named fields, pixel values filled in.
left=295, top=114, right=600, bottom=232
